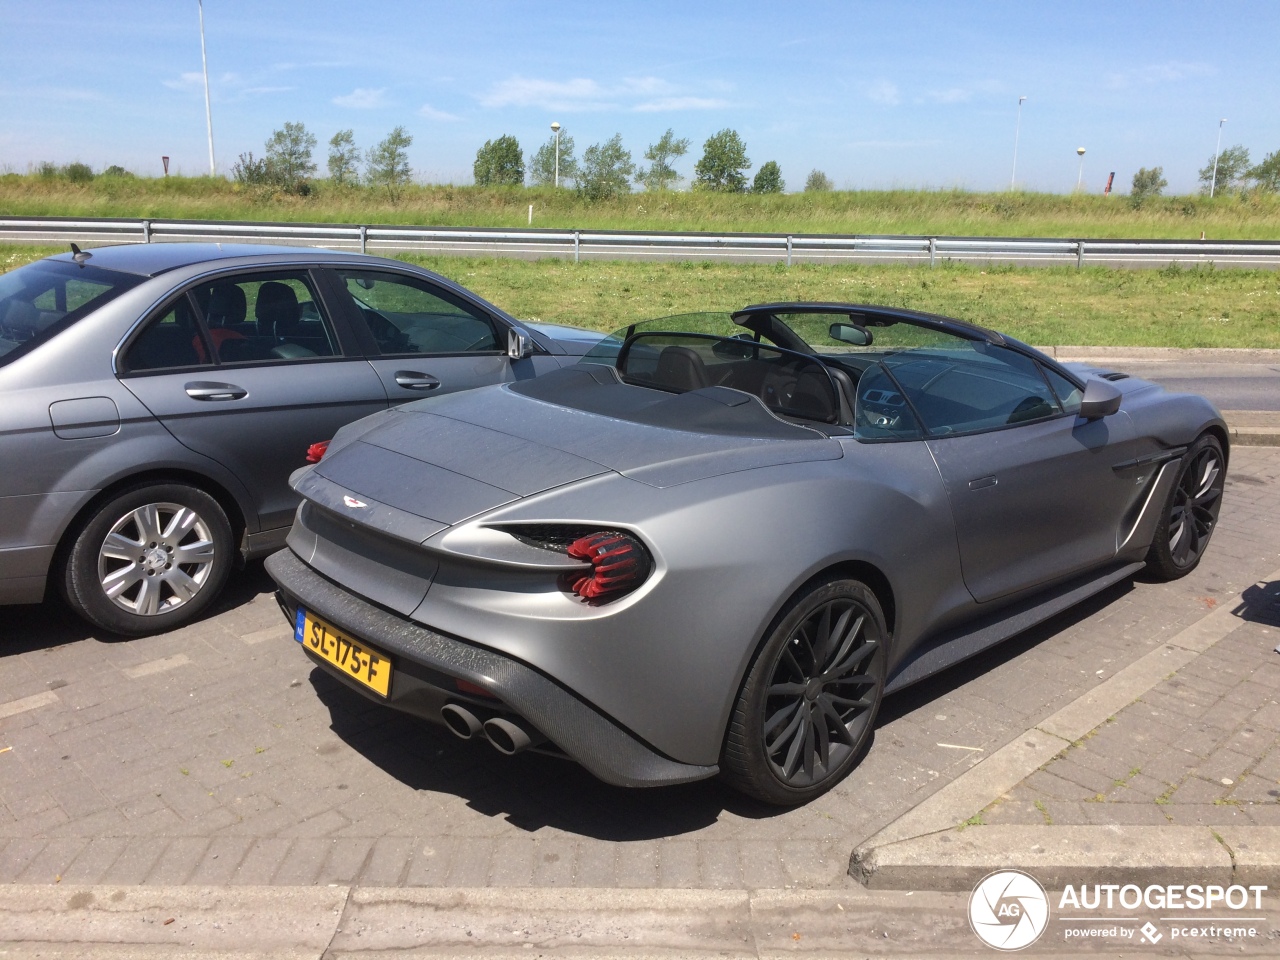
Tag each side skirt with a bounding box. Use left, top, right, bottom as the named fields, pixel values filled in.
left=884, top=560, right=1145, bottom=694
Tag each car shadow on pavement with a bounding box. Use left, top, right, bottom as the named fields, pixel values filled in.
left=0, top=561, right=277, bottom=656
left=308, top=667, right=802, bottom=840
left=310, top=580, right=1142, bottom=840
left=877, top=578, right=1134, bottom=726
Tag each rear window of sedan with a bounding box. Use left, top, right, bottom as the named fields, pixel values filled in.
left=0, top=259, right=143, bottom=367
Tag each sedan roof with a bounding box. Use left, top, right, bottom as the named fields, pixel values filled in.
left=43, top=242, right=364, bottom=278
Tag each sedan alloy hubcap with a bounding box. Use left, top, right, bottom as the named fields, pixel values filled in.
left=97, top=502, right=217, bottom=616
left=763, top=598, right=882, bottom=788
left=1168, top=447, right=1224, bottom=568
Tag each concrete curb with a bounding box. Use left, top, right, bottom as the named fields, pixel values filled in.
left=850, top=567, right=1280, bottom=892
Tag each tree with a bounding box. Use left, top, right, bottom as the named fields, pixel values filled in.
left=366, top=126, right=414, bottom=198
left=529, top=130, right=577, bottom=187
left=232, top=152, right=272, bottom=186
left=635, top=128, right=690, bottom=191
left=264, top=121, right=317, bottom=192
left=1198, top=144, right=1251, bottom=196
left=1129, top=166, right=1167, bottom=206
left=694, top=129, right=750, bottom=192
left=752, top=160, right=784, bottom=194
left=63, top=162, right=94, bottom=183
left=328, top=129, right=361, bottom=184
left=473, top=135, right=525, bottom=187
left=1250, top=150, right=1280, bottom=193
left=804, top=169, right=834, bottom=192
left=576, top=134, right=635, bottom=201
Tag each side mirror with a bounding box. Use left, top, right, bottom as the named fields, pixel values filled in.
left=1079, top=378, right=1122, bottom=420
left=507, top=325, right=535, bottom=360
left=830, top=322, right=872, bottom=346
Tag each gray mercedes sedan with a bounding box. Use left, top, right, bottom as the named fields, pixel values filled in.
left=0, top=243, right=597, bottom=635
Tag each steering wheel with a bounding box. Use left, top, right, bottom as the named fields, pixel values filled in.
left=759, top=365, right=799, bottom=414
left=361, top=306, right=410, bottom=352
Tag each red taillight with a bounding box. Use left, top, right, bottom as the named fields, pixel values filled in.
left=454, top=678, right=497, bottom=699
left=565, top=531, right=651, bottom=601
left=305, top=440, right=330, bottom=464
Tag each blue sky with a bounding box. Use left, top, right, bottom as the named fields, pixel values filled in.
left=2, top=1, right=1277, bottom=194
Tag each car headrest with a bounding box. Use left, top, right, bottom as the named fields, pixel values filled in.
left=254, top=281, right=300, bottom=336
left=206, top=284, right=247, bottom=328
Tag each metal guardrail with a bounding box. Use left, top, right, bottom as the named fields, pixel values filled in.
left=3, top=216, right=1279, bottom=269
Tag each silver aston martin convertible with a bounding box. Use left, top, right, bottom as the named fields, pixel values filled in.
left=265, top=303, right=1227, bottom=804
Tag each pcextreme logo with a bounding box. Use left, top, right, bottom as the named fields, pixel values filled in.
left=969, top=870, right=1050, bottom=950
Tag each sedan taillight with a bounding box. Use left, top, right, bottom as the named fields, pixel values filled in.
left=305, top=441, right=330, bottom=464
left=565, top=531, right=651, bottom=601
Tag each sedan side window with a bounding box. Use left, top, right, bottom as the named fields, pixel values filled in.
left=884, top=343, right=1062, bottom=437
left=1042, top=366, right=1083, bottom=416
left=337, top=270, right=500, bottom=355
left=122, top=296, right=212, bottom=373
left=188, top=272, right=339, bottom=364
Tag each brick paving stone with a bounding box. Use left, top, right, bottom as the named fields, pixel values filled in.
left=574, top=841, right=618, bottom=887
left=697, top=840, right=743, bottom=889
left=0, top=838, right=46, bottom=882
left=739, top=841, right=788, bottom=888
left=1193, top=748, right=1259, bottom=785
left=59, top=837, right=129, bottom=883
left=354, top=835, right=414, bottom=886
left=443, top=836, right=496, bottom=887
left=656, top=839, right=699, bottom=888
left=1078, top=803, right=1170, bottom=826
left=98, top=838, right=165, bottom=884
left=615, top=840, right=660, bottom=888
left=15, top=837, right=87, bottom=882
left=186, top=836, right=254, bottom=885
left=984, top=800, right=1049, bottom=826
left=319, top=837, right=377, bottom=885
left=145, top=837, right=210, bottom=884
left=1021, top=769, right=1104, bottom=802
left=529, top=836, right=578, bottom=888
left=231, top=837, right=293, bottom=884
left=270, top=837, right=330, bottom=884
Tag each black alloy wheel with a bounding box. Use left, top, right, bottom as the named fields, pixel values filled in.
left=1146, top=433, right=1226, bottom=580
left=722, top=578, right=887, bottom=805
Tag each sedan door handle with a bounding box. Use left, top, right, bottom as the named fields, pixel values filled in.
left=184, top=381, right=247, bottom=401
left=394, top=371, right=441, bottom=391
left=968, top=476, right=998, bottom=490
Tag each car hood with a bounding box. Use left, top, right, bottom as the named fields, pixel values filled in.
left=296, top=380, right=842, bottom=540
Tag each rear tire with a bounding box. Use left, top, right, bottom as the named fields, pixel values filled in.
left=63, top=482, right=234, bottom=636
left=1145, top=433, right=1225, bottom=581
left=721, top=578, right=887, bottom=805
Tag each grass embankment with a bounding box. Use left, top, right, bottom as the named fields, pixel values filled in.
left=5, top=243, right=1276, bottom=348
left=4, top=174, right=1280, bottom=239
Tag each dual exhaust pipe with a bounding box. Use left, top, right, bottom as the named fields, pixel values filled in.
left=440, top=703, right=544, bottom=755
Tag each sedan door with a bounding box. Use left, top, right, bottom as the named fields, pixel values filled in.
left=321, top=267, right=555, bottom=405
left=885, top=345, right=1141, bottom=603
left=118, top=270, right=388, bottom=533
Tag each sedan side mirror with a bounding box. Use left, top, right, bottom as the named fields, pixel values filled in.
left=507, top=325, right=535, bottom=360
left=1079, top=378, right=1122, bottom=420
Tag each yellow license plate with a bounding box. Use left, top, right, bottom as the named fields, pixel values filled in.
left=296, top=610, right=391, bottom=697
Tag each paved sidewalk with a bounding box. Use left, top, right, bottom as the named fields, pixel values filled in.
left=1, top=449, right=1279, bottom=898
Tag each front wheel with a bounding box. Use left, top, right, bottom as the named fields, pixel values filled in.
left=1145, top=433, right=1226, bottom=581
left=721, top=578, right=887, bottom=805
left=63, top=482, right=234, bottom=635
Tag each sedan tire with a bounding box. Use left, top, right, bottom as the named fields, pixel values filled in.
left=1145, top=433, right=1226, bottom=581
left=721, top=577, right=887, bottom=805
left=64, top=482, right=234, bottom=635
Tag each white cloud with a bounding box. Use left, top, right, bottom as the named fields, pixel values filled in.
left=479, top=74, right=710, bottom=112
left=633, top=96, right=728, bottom=112
left=163, top=71, right=206, bottom=91
left=926, top=87, right=971, bottom=104
left=866, top=80, right=901, bottom=106
left=333, top=87, right=388, bottom=109
left=418, top=103, right=460, bottom=122
left=1107, top=61, right=1215, bottom=89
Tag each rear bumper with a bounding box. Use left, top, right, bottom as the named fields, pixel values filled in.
left=264, top=548, right=717, bottom=788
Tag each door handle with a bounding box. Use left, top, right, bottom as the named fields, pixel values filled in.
left=184, top=381, right=247, bottom=401
left=968, top=476, right=998, bottom=490
left=394, top=371, right=441, bottom=391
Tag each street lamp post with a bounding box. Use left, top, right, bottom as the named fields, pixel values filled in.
left=198, top=0, right=215, bottom=176
left=1010, top=96, right=1027, bottom=190
left=551, top=121, right=561, bottom=188
left=1076, top=147, right=1086, bottom=191
left=1210, top=118, right=1227, bottom=197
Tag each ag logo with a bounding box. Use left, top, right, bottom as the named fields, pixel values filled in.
left=342, top=495, right=368, bottom=509
left=969, top=869, right=1049, bottom=950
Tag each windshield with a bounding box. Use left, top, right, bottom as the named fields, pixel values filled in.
left=0, top=259, right=143, bottom=366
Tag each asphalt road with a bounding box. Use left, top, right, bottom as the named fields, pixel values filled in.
left=1100, top=360, right=1280, bottom=411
